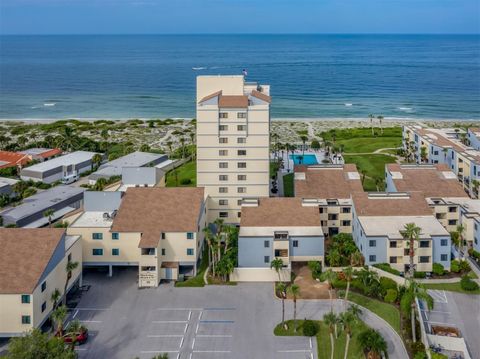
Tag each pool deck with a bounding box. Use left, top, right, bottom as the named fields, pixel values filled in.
left=272, top=149, right=343, bottom=173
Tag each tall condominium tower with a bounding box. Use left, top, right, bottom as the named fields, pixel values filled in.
left=196, top=75, right=271, bottom=223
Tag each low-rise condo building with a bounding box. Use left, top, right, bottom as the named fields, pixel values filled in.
left=0, top=228, right=82, bottom=337
left=196, top=75, right=271, bottom=223
left=467, top=127, right=480, bottom=150
left=0, top=185, right=84, bottom=228
left=352, top=192, right=451, bottom=273
left=403, top=125, right=480, bottom=198
left=235, top=197, right=323, bottom=281
left=385, top=163, right=480, bottom=252
left=385, top=163, right=469, bottom=232
left=88, top=151, right=167, bottom=184
left=66, top=187, right=207, bottom=287
left=20, top=151, right=99, bottom=184
left=294, top=164, right=364, bottom=237
left=0, top=177, right=18, bottom=197
left=18, top=148, right=62, bottom=162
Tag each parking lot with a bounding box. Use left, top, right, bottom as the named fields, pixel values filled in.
left=421, top=289, right=480, bottom=359
left=70, top=268, right=316, bottom=359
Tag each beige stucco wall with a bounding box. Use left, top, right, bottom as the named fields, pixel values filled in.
left=0, top=237, right=82, bottom=336
left=66, top=227, right=142, bottom=264
left=197, top=76, right=270, bottom=224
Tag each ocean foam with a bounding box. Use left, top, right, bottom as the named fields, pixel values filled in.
left=398, top=107, right=413, bottom=112
left=192, top=67, right=207, bottom=70
left=344, top=103, right=353, bottom=107
left=43, top=103, right=56, bottom=107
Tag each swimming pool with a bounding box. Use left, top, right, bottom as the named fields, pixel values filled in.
left=289, top=154, right=319, bottom=165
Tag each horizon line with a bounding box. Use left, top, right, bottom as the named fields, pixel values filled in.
left=1, top=32, right=479, bottom=36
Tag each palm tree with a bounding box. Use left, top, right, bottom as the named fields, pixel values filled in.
left=325, top=269, right=337, bottom=312
left=374, top=177, right=384, bottom=192
left=340, top=311, right=357, bottom=359
left=91, top=153, right=102, bottom=170
left=420, top=146, right=428, bottom=163
left=300, top=135, right=308, bottom=157
left=50, top=288, right=61, bottom=310
left=348, top=304, right=362, bottom=319
left=343, top=266, right=354, bottom=309
left=323, top=311, right=336, bottom=359
left=66, top=319, right=85, bottom=350
left=400, top=280, right=433, bottom=342
left=189, top=132, right=196, bottom=161
left=270, top=258, right=284, bottom=282
left=63, top=260, right=79, bottom=305
left=456, top=224, right=466, bottom=259
left=368, top=114, right=374, bottom=136
left=358, top=328, right=387, bottom=359
left=400, top=223, right=422, bottom=279
left=350, top=251, right=363, bottom=266
left=179, top=136, right=186, bottom=159
left=43, top=209, right=55, bottom=227
left=377, top=115, right=384, bottom=135
left=287, top=284, right=300, bottom=333
left=360, top=170, right=367, bottom=185
left=51, top=305, right=67, bottom=335
left=202, top=227, right=214, bottom=276
left=472, top=179, right=480, bottom=199
left=276, top=282, right=287, bottom=327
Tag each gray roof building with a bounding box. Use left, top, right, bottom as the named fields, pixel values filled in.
left=0, top=185, right=85, bottom=228
left=0, top=177, right=19, bottom=197
left=20, top=151, right=98, bottom=184
left=88, top=151, right=167, bottom=182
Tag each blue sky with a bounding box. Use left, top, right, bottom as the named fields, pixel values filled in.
left=1, top=0, right=479, bottom=35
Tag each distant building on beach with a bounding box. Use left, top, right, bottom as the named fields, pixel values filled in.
left=88, top=151, right=167, bottom=184
left=196, top=75, right=271, bottom=223
left=0, top=151, right=31, bottom=169
left=20, top=151, right=98, bottom=184
left=18, top=148, right=62, bottom=162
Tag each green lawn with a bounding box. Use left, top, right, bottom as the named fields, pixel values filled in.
left=337, top=136, right=401, bottom=154
left=346, top=292, right=401, bottom=334
left=166, top=160, right=196, bottom=187
left=283, top=173, right=294, bottom=197
left=175, top=245, right=208, bottom=287
left=320, top=126, right=402, bottom=141
left=274, top=319, right=368, bottom=359
left=423, top=282, right=480, bottom=295
left=343, top=154, right=397, bottom=191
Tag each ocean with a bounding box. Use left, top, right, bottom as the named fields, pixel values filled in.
left=0, top=34, right=479, bottom=120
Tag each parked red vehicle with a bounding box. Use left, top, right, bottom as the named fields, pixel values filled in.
left=56, top=321, right=89, bottom=346
left=61, top=328, right=89, bottom=345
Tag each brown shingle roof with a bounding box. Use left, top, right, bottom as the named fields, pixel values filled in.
left=386, top=164, right=468, bottom=198
left=240, top=198, right=320, bottom=227
left=198, top=90, right=222, bottom=104
left=250, top=90, right=271, bottom=103
left=218, top=95, right=248, bottom=108
left=294, top=164, right=364, bottom=199
left=111, top=187, right=205, bottom=248
left=0, top=228, right=65, bottom=294
left=352, top=192, right=432, bottom=217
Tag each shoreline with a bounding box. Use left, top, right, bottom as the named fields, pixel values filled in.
left=0, top=117, right=478, bottom=125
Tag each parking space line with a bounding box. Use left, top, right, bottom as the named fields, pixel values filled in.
left=309, top=337, right=312, bottom=349
left=192, top=338, right=195, bottom=350
left=195, top=322, right=199, bottom=334
left=199, top=311, right=203, bottom=320
left=199, top=320, right=234, bottom=323
left=184, top=323, right=188, bottom=334
left=180, top=336, right=184, bottom=348
left=277, top=350, right=312, bottom=353
left=73, top=310, right=79, bottom=319
left=156, top=308, right=202, bottom=311
left=147, top=335, right=183, bottom=338
left=196, top=334, right=232, bottom=338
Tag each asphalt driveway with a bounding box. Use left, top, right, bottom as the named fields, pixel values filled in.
left=70, top=267, right=406, bottom=359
